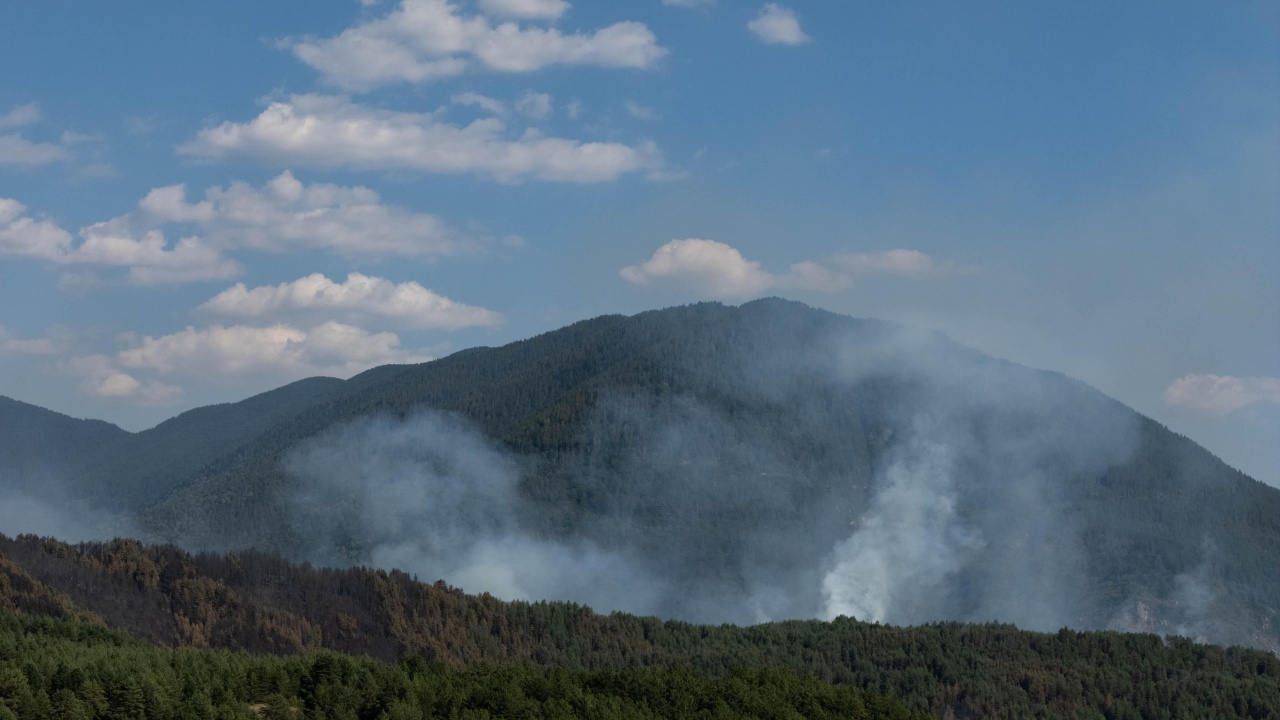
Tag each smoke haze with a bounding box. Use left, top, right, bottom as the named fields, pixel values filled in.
left=285, top=413, right=663, bottom=615
left=279, top=319, right=1171, bottom=635
left=1, top=305, right=1257, bottom=648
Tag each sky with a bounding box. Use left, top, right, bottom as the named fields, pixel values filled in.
left=0, top=0, right=1277, bottom=485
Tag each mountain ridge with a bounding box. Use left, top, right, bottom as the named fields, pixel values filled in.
left=1, top=299, right=1276, bottom=653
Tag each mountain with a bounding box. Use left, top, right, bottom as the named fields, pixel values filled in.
left=2, top=533, right=1276, bottom=719
left=2, top=299, right=1277, bottom=652
left=0, top=395, right=127, bottom=487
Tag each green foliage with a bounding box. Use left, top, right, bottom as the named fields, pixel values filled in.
left=0, top=609, right=926, bottom=720
left=2, top=535, right=1278, bottom=718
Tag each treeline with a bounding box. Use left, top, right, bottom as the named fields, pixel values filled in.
left=3, top=534, right=1277, bottom=719
left=0, top=609, right=926, bottom=720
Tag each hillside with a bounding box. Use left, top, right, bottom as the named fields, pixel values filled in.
left=0, top=396, right=126, bottom=488
left=2, top=533, right=1276, bottom=719
left=2, top=299, right=1277, bottom=652
left=0, top=608, right=925, bottom=720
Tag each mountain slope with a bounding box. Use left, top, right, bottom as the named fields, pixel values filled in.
left=2, top=299, right=1277, bottom=652
left=78, top=375, right=350, bottom=508
left=0, top=396, right=127, bottom=487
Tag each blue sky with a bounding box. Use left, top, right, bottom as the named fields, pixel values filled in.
left=1, top=0, right=1277, bottom=485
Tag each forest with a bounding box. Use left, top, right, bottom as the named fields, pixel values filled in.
left=0, top=608, right=929, bottom=720
left=2, top=533, right=1277, bottom=719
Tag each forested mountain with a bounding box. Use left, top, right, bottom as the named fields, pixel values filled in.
left=2, top=299, right=1277, bottom=654
left=0, top=397, right=126, bottom=488
left=2, top=533, right=1276, bottom=719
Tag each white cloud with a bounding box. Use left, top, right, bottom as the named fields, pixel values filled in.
left=0, top=326, right=55, bottom=356
left=515, top=91, right=554, bottom=119
left=117, top=322, right=431, bottom=379
left=182, top=95, right=663, bottom=183
left=622, top=240, right=961, bottom=299
left=625, top=101, right=661, bottom=121
left=1163, top=374, right=1280, bottom=415
left=285, top=0, right=664, bottom=91
left=133, top=171, right=472, bottom=258
left=453, top=91, right=509, bottom=116
left=477, top=0, right=570, bottom=20
left=620, top=239, right=775, bottom=299
left=3, top=199, right=233, bottom=284
left=0, top=133, right=72, bottom=166
left=2, top=171, right=482, bottom=286
left=748, top=3, right=810, bottom=45
left=68, top=354, right=184, bottom=406
left=0, top=199, right=74, bottom=260
left=663, top=0, right=714, bottom=7
left=0, top=105, right=80, bottom=166
left=0, top=103, right=40, bottom=128
left=0, top=197, right=239, bottom=284
left=200, top=273, right=502, bottom=330
left=72, top=225, right=240, bottom=285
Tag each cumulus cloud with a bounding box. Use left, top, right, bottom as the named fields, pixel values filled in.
left=284, top=0, right=664, bottom=91
left=0, top=199, right=73, bottom=260
left=2, top=172, right=483, bottom=286
left=74, top=226, right=241, bottom=284
left=181, top=95, right=663, bottom=183
left=748, top=3, right=810, bottom=45
left=477, top=0, right=570, bottom=20
left=130, top=171, right=472, bottom=258
left=200, top=273, right=502, bottom=330
left=68, top=355, right=184, bottom=406
left=621, top=239, right=962, bottom=299
left=621, top=239, right=775, bottom=299
left=0, top=197, right=238, bottom=284
left=64, top=314, right=436, bottom=404
left=117, top=322, right=431, bottom=379
left=1163, top=374, right=1280, bottom=415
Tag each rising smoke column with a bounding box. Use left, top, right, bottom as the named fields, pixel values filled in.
left=821, top=435, right=983, bottom=623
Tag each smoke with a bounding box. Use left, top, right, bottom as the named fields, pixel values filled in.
left=808, top=320, right=1143, bottom=627
left=275, top=307, right=1252, bottom=643
left=822, top=437, right=983, bottom=623
left=0, top=477, right=139, bottom=543
left=284, top=412, right=664, bottom=614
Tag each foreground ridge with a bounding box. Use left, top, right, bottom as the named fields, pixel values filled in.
left=2, top=533, right=1277, bottom=718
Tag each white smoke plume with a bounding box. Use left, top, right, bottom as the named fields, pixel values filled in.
left=822, top=438, right=983, bottom=623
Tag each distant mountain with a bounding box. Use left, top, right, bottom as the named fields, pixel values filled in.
left=0, top=395, right=126, bottom=487
left=2, top=299, right=1277, bottom=652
